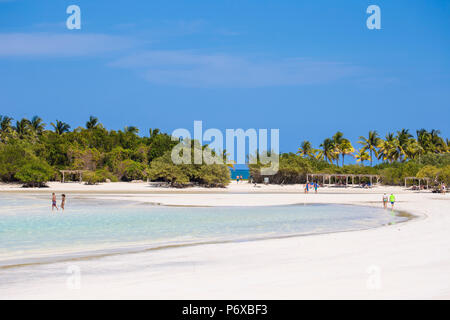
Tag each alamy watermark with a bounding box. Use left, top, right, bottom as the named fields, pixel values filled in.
left=366, top=265, right=382, bottom=290
left=170, top=121, right=280, bottom=175
left=66, top=265, right=81, bottom=290
left=367, top=5, right=381, bottom=30
left=66, top=5, right=81, bottom=30
left=65, top=5, right=380, bottom=31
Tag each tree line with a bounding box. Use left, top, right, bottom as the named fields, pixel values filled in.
left=251, top=129, right=449, bottom=186
left=0, top=115, right=230, bottom=187
left=1, top=114, right=448, bottom=187
left=298, top=129, right=448, bottom=166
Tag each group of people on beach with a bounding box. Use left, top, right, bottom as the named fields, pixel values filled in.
left=51, top=193, right=66, bottom=211
left=304, top=182, right=319, bottom=193
left=383, top=193, right=396, bottom=209
left=236, top=176, right=244, bottom=183
left=302, top=182, right=396, bottom=210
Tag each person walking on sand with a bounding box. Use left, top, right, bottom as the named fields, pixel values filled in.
left=389, top=193, right=396, bottom=209
left=236, top=175, right=240, bottom=184
left=60, top=194, right=66, bottom=211
left=314, top=182, right=318, bottom=193
left=52, top=193, right=58, bottom=211
left=382, top=193, right=388, bottom=209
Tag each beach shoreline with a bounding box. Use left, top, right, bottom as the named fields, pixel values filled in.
left=0, top=203, right=413, bottom=270
left=0, top=183, right=449, bottom=299
left=0, top=181, right=434, bottom=194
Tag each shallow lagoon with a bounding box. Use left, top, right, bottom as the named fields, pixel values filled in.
left=0, top=194, right=407, bottom=266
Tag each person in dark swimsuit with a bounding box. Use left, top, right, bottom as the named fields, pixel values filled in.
left=61, top=194, right=66, bottom=211
left=52, top=193, right=58, bottom=211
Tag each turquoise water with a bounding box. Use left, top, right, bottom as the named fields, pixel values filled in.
left=0, top=194, right=406, bottom=266
left=230, top=168, right=250, bottom=179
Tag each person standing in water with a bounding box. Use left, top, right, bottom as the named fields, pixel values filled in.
left=382, top=193, right=388, bottom=209
left=60, top=194, right=66, bottom=211
left=51, top=193, right=58, bottom=211
left=389, top=193, right=396, bottom=209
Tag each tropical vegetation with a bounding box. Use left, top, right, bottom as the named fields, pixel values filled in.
left=250, top=129, right=449, bottom=186
left=0, top=115, right=231, bottom=187
left=1, top=115, right=448, bottom=187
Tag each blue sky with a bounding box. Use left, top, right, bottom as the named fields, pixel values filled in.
left=0, top=0, right=449, bottom=159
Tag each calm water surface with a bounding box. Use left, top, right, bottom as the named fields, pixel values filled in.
left=0, top=194, right=406, bottom=265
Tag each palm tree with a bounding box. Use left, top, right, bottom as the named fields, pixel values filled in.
left=124, top=126, right=139, bottom=135
left=331, top=131, right=355, bottom=166
left=416, top=129, right=446, bottom=154
left=86, top=116, right=100, bottom=130
left=404, top=139, right=424, bottom=160
left=51, top=120, right=71, bottom=135
left=332, top=131, right=344, bottom=166
left=14, top=118, right=31, bottom=138
left=0, top=115, right=13, bottom=133
left=319, top=138, right=337, bottom=164
left=30, top=116, right=45, bottom=135
left=416, top=129, right=432, bottom=153
left=396, top=129, right=413, bottom=161
left=149, top=128, right=160, bottom=138
left=339, top=139, right=355, bottom=167
left=358, top=131, right=380, bottom=166
left=355, top=149, right=371, bottom=166
left=430, top=129, right=446, bottom=153
left=0, top=115, right=13, bottom=143
left=377, top=133, right=400, bottom=163
left=312, top=149, right=323, bottom=161
left=297, top=140, right=314, bottom=158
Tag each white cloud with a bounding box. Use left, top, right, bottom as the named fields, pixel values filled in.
left=0, top=33, right=363, bottom=88
left=110, top=50, right=362, bottom=88
left=0, top=33, right=135, bottom=57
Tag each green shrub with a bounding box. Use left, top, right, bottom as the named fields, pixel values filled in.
left=83, top=169, right=120, bottom=184
left=416, top=165, right=440, bottom=182
left=250, top=153, right=312, bottom=184
left=147, top=151, right=231, bottom=187
left=95, top=169, right=119, bottom=182
left=119, top=159, right=146, bottom=181
left=147, top=155, right=190, bottom=186
left=197, top=164, right=230, bottom=187
left=416, top=154, right=450, bottom=167
left=83, top=171, right=102, bottom=185
left=0, top=143, right=33, bottom=181
left=15, top=158, right=54, bottom=187
left=438, top=165, right=450, bottom=184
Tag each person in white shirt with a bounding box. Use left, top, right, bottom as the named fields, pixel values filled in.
left=382, top=193, right=388, bottom=209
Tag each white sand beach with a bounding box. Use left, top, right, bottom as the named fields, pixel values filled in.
left=0, top=182, right=449, bottom=299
